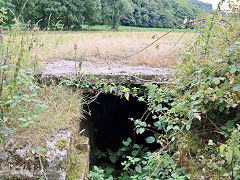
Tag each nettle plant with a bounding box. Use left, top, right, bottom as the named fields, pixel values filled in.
left=0, top=14, right=47, bottom=141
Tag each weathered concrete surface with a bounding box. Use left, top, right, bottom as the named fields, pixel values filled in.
left=0, top=131, right=73, bottom=180
left=41, top=60, right=173, bottom=84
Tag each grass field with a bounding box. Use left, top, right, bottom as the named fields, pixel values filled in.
left=3, top=29, right=194, bottom=68
left=29, top=30, right=194, bottom=68
left=80, top=25, right=193, bottom=32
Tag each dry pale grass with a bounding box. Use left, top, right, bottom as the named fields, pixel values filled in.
left=33, top=31, right=194, bottom=68
left=14, top=85, right=83, bottom=146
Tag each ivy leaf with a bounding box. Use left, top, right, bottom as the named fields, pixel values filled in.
left=230, top=67, right=237, bottom=74
left=156, top=104, right=162, bottom=111
left=186, top=124, right=191, bottom=131
left=225, top=151, right=233, bottom=164
left=105, top=168, right=114, bottom=175
left=122, top=138, right=132, bottom=146
left=219, top=104, right=225, bottom=112
left=124, top=93, right=129, bottom=101
left=109, top=153, right=118, bottom=163
left=32, top=148, right=36, bottom=155
left=11, top=102, right=17, bottom=108
left=21, top=122, right=29, bottom=127
left=220, top=144, right=226, bottom=154
left=191, top=95, right=198, bottom=101
left=133, top=144, right=140, bottom=149
left=233, top=84, right=240, bottom=92
left=167, top=125, right=173, bottom=131
left=18, top=118, right=27, bottom=122
left=135, top=165, right=142, bottom=173
left=136, top=128, right=145, bottom=134
left=208, top=140, right=214, bottom=146
left=193, top=100, right=201, bottom=105
left=226, top=120, right=234, bottom=128
left=145, top=136, right=155, bottom=144
left=194, top=113, right=201, bottom=121
left=37, top=146, right=46, bottom=152
left=131, top=150, right=138, bottom=156
left=154, top=121, right=162, bottom=130
left=213, top=78, right=220, bottom=85
left=216, top=58, right=224, bottom=62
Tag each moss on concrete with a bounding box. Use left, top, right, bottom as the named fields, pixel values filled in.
left=66, top=136, right=89, bottom=180
left=1, top=85, right=88, bottom=179
left=56, top=138, right=69, bottom=151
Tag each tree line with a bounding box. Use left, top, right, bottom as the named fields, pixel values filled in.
left=0, top=0, right=212, bottom=30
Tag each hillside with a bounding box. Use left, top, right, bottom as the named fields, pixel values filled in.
left=120, top=0, right=209, bottom=28
left=186, top=0, right=212, bottom=11
left=1, top=0, right=210, bottom=30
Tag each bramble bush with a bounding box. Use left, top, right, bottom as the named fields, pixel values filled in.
left=141, top=1, right=240, bottom=178
left=88, top=1, right=240, bottom=179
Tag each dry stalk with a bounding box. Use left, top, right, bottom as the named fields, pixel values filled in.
left=0, top=28, right=3, bottom=43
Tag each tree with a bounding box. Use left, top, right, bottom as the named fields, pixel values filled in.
left=83, top=0, right=102, bottom=26
left=101, top=0, right=134, bottom=29
left=1, top=0, right=211, bottom=29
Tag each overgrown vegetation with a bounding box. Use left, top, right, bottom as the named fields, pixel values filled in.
left=87, top=1, right=240, bottom=179
left=0, top=17, right=46, bottom=141
left=0, top=9, right=87, bottom=179
left=0, top=0, right=239, bottom=179
left=14, top=85, right=82, bottom=146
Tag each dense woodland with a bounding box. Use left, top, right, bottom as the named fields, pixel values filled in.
left=0, top=0, right=212, bottom=29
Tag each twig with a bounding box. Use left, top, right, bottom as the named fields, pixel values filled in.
left=79, top=129, right=85, bottom=135
left=172, top=24, right=194, bottom=48
left=132, top=75, right=177, bottom=85
left=87, top=90, right=102, bottom=104
left=147, top=141, right=172, bottom=180
left=140, top=109, right=149, bottom=122
left=18, top=0, right=29, bottom=18
left=122, top=17, right=206, bottom=59
left=0, top=28, right=3, bottom=43
left=39, top=155, right=48, bottom=180
left=143, top=111, right=151, bottom=122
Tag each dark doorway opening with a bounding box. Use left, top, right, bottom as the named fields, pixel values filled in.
left=82, top=93, right=158, bottom=167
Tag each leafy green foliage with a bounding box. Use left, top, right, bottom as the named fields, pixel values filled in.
left=101, top=0, right=134, bottom=29
left=87, top=2, right=239, bottom=179
left=0, top=18, right=47, bottom=141
left=219, top=128, right=240, bottom=178
left=87, top=166, right=114, bottom=180
left=89, top=138, right=190, bottom=179
left=1, top=0, right=210, bottom=30
left=138, top=4, right=240, bottom=179
left=3, top=0, right=101, bottom=30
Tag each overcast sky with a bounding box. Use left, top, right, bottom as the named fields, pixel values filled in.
left=199, top=0, right=240, bottom=9
left=199, top=0, right=219, bottom=9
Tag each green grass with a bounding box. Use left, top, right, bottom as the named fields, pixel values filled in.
left=81, top=25, right=193, bottom=32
